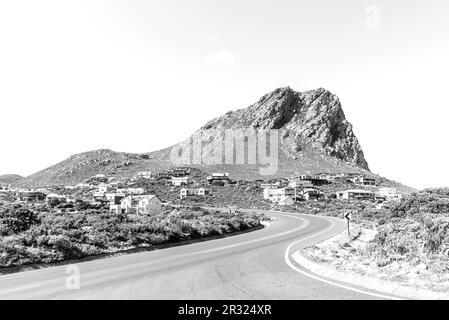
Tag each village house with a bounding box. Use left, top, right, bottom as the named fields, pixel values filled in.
left=180, top=188, right=209, bottom=199
left=207, top=173, right=230, bottom=184
left=288, top=179, right=314, bottom=188
left=137, top=172, right=152, bottom=179
left=106, top=193, right=126, bottom=205
left=98, top=183, right=112, bottom=194
left=378, top=187, right=402, bottom=201
left=156, top=172, right=172, bottom=180
left=299, top=188, right=325, bottom=201
left=46, top=193, right=67, bottom=203
left=76, top=183, right=93, bottom=190
left=171, top=176, right=189, bottom=186
left=351, top=176, right=376, bottom=186
left=298, top=175, right=330, bottom=186
left=116, top=195, right=163, bottom=215
left=260, top=181, right=288, bottom=189
left=15, top=191, right=46, bottom=202
left=336, top=189, right=375, bottom=201
left=170, top=167, right=191, bottom=177
left=126, top=188, right=145, bottom=195
left=264, top=187, right=297, bottom=204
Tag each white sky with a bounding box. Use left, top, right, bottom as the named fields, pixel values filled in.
left=1, top=0, right=448, bottom=190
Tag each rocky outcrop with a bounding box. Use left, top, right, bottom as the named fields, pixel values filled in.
left=202, top=87, right=369, bottom=170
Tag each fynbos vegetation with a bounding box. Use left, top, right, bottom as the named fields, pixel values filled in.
left=0, top=203, right=265, bottom=268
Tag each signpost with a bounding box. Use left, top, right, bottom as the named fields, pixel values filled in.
left=344, top=211, right=352, bottom=235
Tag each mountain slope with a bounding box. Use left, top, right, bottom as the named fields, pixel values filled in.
left=12, top=87, right=414, bottom=193
left=0, top=174, right=23, bottom=185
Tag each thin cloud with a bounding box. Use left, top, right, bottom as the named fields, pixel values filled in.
left=206, top=50, right=238, bottom=65
left=204, top=34, right=219, bottom=41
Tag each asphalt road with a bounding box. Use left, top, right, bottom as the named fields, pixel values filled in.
left=0, top=211, right=398, bottom=299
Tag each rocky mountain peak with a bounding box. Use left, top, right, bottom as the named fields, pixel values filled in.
left=202, top=87, right=369, bottom=170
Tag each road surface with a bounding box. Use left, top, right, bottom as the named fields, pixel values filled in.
left=0, top=211, right=399, bottom=299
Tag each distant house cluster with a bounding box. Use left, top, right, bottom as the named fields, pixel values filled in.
left=93, top=183, right=163, bottom=215
left=260, top=172, right=402, bottom=206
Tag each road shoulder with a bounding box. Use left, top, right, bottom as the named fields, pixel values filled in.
left=293, top=225, right=449, bottom=300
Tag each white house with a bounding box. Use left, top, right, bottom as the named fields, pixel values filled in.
left=299, top=188, right=325, bottom=201
left=127, top=188, right=145, bottom=195
left=98, top=183, right=112, bottom=194
left=378, top=187, right=402, bottom=201
left=106, top=193, right=126, bottom=205
left=336, top=189, right=375, bottom=201
left=171, top=176, right=189, bottom=186
left=46, top=193, right=67, bottom=203
left=288, top=179, right=314, bottom=188
left=180, top=188, right=209, bottom=199
left=137, top=172, right=152, bottom=179
left=119, top=195, right=163, bottom=215
left=351, top=176, right=376, bottom=186
left=206, top=173, right=230, bottom=184
left=264, top=187, right=296, bottom=204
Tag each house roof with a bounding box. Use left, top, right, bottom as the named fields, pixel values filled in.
left=339, top=189, right=374, bottom=194
left=120, top=194, right=160, bottom=203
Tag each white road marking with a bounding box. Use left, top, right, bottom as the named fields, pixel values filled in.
left=284, top=215, right=403, bottom=300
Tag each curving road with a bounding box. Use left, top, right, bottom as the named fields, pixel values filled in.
left=0, top=211, right=399, bottom=299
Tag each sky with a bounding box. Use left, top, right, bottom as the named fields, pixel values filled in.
left=0, top=0, right=448, bottom=190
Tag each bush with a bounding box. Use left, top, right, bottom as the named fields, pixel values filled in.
left=0, top=203, right=265, bottom=268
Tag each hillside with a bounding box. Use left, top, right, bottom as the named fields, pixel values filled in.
left=12, top=87, right=415, bottom=193
left=0, top=174, right=23, bottom=186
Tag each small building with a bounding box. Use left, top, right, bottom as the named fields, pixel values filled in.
left=137, top=172, right=152, bottom=179
left=15, top=191, right=46, bottom=202
left=105, top=193, right=126, bottom=205
left=288, top=179, right=314, bottom=188
left=378, top=187, right=402, bottom=201
left=207, top=173, right=230, bottom=184
left=156, top=172, right=172, bottom=180
left=93, top=192, right=106, bottom=201
left=46, top=193, right=67, bottom=203
left=336, top=189, right=375, bottom=201
left=171, top=176, right=189, bottom=186
left=180, top=188, right=209, bottom=199
left=299, top=188, right=325, bottom=201
left=261, top=182, right=279, bottom=189
left=171, top=167, right=191, bottom=177
left=351, top=176, right=376, bottom=186
left=298, top=175, right=330, bottom=186
left=98, top=183, right=112, bottom=194
left=127, top=188, right=145, bottom=195
left=264, top=187, right=296, bottom=204
left=119, top=195, right=163, bottom=215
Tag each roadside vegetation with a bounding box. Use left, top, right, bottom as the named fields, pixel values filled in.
left=0, top=202, right=265, bottom=268
left=365, top=189, right=449, bottom=270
